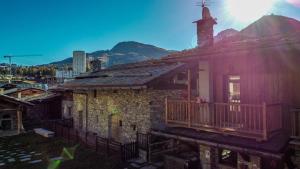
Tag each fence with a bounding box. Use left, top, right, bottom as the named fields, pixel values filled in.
left=43, top=121, right=138, bottom=161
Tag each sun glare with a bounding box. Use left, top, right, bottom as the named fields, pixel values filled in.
left=225, top=0, right=278, bottom=23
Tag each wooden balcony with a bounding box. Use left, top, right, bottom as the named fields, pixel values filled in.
left=165, top=98, right=283, bottom=141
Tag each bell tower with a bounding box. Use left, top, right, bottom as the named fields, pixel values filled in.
left=194, top=0, right=217, bottom=47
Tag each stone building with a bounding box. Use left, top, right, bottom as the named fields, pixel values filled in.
left=61, top=61, right=188, bottom=143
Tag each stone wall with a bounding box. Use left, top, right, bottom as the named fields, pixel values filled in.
left=72, top=89, right=183, bottom=143
left=148, top=90, right=182, bottom=130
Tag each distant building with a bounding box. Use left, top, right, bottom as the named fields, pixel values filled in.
left=99, top=54, right=109, bottom=69
left=90, top=58, right=102, bottom=72
left=55, top=70, right=79, bottom=83
left=73, top=51, right=87, bottom=74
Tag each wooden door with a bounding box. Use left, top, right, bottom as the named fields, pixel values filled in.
left=223, top=75, right=242, bottom=129
left=108, top=114, right=121, bottom=142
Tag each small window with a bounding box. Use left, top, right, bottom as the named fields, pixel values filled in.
left=219, top=149, right=237, bottom=168
left=177, top=72, right=186, bottom=81
left=228, top=75, right=241, bottom=103
left=93, top=90, right=97, bottom=98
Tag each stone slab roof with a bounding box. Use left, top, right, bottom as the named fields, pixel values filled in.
left=62, top=61, right=184, bottom=89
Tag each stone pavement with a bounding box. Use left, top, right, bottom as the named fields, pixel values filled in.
left=0, top=137, right=62, bottom=167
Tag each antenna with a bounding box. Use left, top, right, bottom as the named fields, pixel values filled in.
left=196, top=0, right=212, bottom=7
left=3, top=54, right=42, bottom=76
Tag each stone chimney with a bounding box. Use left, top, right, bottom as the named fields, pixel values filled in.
left=194, top=5, right=217, bottom=47
left=17, top=92, right=22, bottom=99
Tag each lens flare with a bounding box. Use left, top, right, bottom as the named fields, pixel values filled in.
left=287, top=0, right=300, bottom=7
left=225, top=0, right=278, bottom=23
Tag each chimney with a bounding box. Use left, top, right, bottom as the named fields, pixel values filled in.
left=17, top=92, right=22, bottom=99
left=194, top=5, right=217, bottom=47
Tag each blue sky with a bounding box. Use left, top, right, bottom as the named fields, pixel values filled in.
left=0, top=0, right=299, bottom=65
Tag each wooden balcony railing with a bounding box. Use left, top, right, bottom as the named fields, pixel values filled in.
left=165, top=98, right=283, bottom=141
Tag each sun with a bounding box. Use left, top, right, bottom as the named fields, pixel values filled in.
left=225, top=0, right=278, bottom=23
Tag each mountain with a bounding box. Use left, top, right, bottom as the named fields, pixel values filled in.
left=214, top=29, right=239, bottom=43
left=49, top=41, right=175, bottom=67
left=214, top=15, right=300, bottom=43
left=241, top=15, right=300, bottom=37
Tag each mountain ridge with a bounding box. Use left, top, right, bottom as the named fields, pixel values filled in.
left=49, top=41, right=175, bottom=67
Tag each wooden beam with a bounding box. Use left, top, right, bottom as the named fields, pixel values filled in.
left=0, top=108, right=17, bottom=111
left=151, top=130, right=283, bottom=159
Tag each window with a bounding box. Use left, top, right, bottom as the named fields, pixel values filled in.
left=228, top=75, right=240, bottom=103
left=67, top=107, right=72, bottom=117
left=218, top=149, right=237, bottom=168
left=93, top=90, right=97, bottom=98
left=177, top=72, right=186, bottom=81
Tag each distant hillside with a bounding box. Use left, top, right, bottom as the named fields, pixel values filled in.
left=215, top=15, right=300, bottom=43
left=240, top=15, right=300, bottom=37
left=214, top=28, right=239, bottom=42
left=49, top=41, right=175, bottom=67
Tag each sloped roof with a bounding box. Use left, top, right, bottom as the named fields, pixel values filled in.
left=0, top=94, right=34, bottom=106
left=4, top=87, right=45, bottom=95
left=23, top=92, right=60, bottom=102
left=163, top=31, right=300, bottom=61
left=62, top=61, right=184, bottom=89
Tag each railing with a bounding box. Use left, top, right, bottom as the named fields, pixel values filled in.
left=165, top=98, right=283, bottom=141
left=291, top=109, right=300, bottom=139
left=43, top=121, right=138, bottom=161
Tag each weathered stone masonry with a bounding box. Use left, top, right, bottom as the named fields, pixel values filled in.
left=73, top=89, right=182, bottom=143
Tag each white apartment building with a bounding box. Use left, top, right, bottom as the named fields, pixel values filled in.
left=73, top=51, right=87, bottom=74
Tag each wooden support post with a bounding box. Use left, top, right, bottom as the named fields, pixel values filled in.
left=262, top=102, right=268, bottom=141
left=187, top=69, right=192, bottom=127
left=95, top=137, right=98, bottom=153
left=106, top=139, right=110, bottom=156
left=165, top=97, right=168, bottom=124
left=85, top=132, right=88, bottom=144
left=17, top=108, right=22, bottom=134
left=68, top=128, right=70, bottom=143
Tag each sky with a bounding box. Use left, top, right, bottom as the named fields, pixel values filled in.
left=0, top=0, right=299, bottom=66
